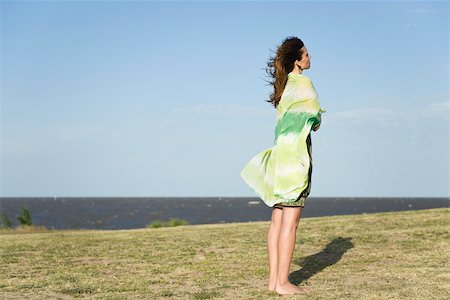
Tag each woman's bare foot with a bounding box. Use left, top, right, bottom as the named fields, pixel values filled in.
left=275, top=282, right=309, bottom=295
left=267, top=284, right=276, bottom=292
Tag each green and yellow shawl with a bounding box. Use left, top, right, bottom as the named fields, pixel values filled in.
left=240, top=72, right=326, bottom=207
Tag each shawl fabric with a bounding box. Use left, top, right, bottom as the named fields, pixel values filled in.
left=240, top=72, right=326, bottom=207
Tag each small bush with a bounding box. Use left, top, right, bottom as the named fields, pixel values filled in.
left=16, top=207, right=32, bottom=226
left=147, top=218, right=189, bottom=228
left=0, top=211, right=12, bottom=228
left=149, top=220, right=163, bottom=228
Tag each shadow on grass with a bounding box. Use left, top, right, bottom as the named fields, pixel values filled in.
left=289, top=237, right=354, bottom=285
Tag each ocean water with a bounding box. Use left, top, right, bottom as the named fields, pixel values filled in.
left=0, top=197, right=448, bottom=230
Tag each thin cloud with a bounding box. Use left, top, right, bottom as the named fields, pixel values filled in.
left=326, top=102, right=450, bottom=127
left=404, top=22, right=417, bottom=28
left=406, top=8, right=435, bottom=14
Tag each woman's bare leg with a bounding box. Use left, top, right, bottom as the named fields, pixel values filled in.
left=267, top=207, right=283, bottom=291
left=275, top=206, right=307, bottom=295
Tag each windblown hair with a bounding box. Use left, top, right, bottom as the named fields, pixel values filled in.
left=264, top=36, right=305, bottom=108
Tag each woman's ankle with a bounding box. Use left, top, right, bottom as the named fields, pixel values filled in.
left=276, top=279, right=289, bottom=286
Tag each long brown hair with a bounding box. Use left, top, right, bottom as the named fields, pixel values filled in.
left=264, top=36, right=305, bottom=108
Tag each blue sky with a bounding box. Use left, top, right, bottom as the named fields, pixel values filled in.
left=1, top=0, right=448, bottom=198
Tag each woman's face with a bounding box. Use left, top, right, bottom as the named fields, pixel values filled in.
left=297, top=46, right=311, bottom=70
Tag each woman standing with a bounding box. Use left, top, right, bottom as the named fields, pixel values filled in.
left=240, top=36, right=325, bottom=295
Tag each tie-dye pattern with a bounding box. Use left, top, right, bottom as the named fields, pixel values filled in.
left=240, top=72, right=326, bottom=207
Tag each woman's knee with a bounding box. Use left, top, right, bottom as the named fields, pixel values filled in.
left=281, top=220, right=300, bottom=231
left=281, top=208, right=302, bottom=229
left=270, top=207, right=282, bottom=225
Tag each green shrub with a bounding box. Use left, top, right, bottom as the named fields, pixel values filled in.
left=149, top=220, right=163, bottom=228
left=16, top=207, right=32, bottom=226
left=0, top=211, right=12, bottom=228
left=147, top=218, right=189, bottom=228
left=168, top=218, right=188, bottom=226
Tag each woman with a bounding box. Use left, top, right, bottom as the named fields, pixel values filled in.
left=240, top=36, right=325, bottom=295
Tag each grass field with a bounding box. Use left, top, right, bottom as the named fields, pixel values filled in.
left=1, top=207, right=449, bottom=299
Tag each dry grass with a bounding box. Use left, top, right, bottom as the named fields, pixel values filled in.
left=0, top=207, right=449, bottom=299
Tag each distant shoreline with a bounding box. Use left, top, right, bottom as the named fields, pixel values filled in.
left=1, top=197, right=449, bottom=230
